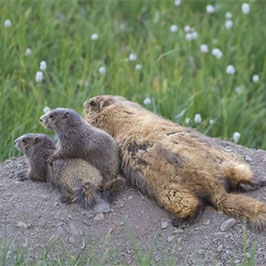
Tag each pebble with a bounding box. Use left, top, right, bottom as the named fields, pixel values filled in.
left=161, top=221, right=168, bottom=229
left=17, top=222, right=29, bottom=229
left=167, top=235, right=175, bottom=242
left=128, top=196, right=133, bottom=200
left=69, top=222, right=79, bottom=236
left=93, top=200, right=110, bottom=213
left=197, top=249, right=205, bottom=255
left=217, top=244, right=223, bottom=252
left=203, top=242, right=210, bottom=249
left=245, top=155, right=252, bottom=162
left=203, top=219, right=211, bottom=225
left=177, top=237, right=182, bottom=244
left=68, top=236, right=74, bottom=243
left=220, top=218, right=237, bottom=232
left=93, top=213, right=104, bottom=221
left=173, top=228, right=184, bottom=234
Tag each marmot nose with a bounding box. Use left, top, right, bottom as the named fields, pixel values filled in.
left=40, top=118, right=43, bottom=123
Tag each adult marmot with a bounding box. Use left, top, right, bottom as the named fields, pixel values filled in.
left=83, top=95, right=266, bottom=231
left=15, top=133, right=122, bottom=208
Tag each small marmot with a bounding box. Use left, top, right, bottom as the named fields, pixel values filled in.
left=83, top=95, right=266, bottom=231
left=40, top=108, right=120, bottom=184
left=15, top=133, right=123, bottom=208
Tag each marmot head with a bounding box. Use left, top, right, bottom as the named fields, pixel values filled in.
left=40, top=108, right=82, bottom=132
left=15, top=133, right=55, bottom=155
left=83, top=95, right=143, bottom=120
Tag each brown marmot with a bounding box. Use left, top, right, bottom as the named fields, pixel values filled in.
left=15, top=133, right=123, bottom=208
left=83, top=95, right=266, bottom=231
left=40, top=108, right=120, bottom=184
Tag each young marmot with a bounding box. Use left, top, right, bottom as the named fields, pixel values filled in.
left=40, top=108, right=120, bottom=184
left=15, top=133, right=123, bottom=208
left=83, top=95, right=266, bottom=231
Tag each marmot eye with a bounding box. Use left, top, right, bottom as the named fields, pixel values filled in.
left=22, top=139, right=26, bottom=143
left=90, top=101, right=97, bottom=107
left=49, top=114, right=54, bottom=119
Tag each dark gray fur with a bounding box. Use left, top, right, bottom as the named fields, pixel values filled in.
left=15, top=133, right=55, bottom=181
left=41, top=108, right=120, bottom=182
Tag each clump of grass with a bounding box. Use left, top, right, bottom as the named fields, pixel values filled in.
left=1, top=0, right=266, bottom=161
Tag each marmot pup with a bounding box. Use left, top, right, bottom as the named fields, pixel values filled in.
left=83, top=95, right=266, bottom=231
left=40, top=108, right=120, bottom=184
left=15, top=133, right=121, bottom=208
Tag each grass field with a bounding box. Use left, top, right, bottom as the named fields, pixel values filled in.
left=1, top=0, right=266, bottom=160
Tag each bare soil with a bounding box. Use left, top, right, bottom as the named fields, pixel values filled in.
left=1, top=135, right=266, bottom=265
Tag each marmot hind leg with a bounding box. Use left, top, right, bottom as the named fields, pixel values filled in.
left=221, top=162, right=266, bottom=192
left=101, top=175, right=126, bottom=203
left=158, top=184, right=204, bottom=226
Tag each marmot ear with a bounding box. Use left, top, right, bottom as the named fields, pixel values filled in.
left=35, top=137, right=41, bottom=144
left=63, top=111, right=70, bottom=119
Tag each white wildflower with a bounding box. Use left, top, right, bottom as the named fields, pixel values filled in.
left=191, top=31, right=198, bottom=40
left=98, top=66, right=106, bottom=75
left=91, top=33, right=99, bottom=40
left=143, top=97, right=151, bottom=105
left=184, top=25, right=191, bottom=32
left=194, top=114, right=202, bottom=124
left=235, top=86, right=244, bottom=94
left=206, top=5, right=215, bottom=14
left=212, top=48, right=223, bottom=59
left=35, top=71, right=43, bottom=82
left=4, top=19, right=11, bottom=27
left=174, top=0, right=182, bottom=6
left=209, top=119, right=214, bottom=125
left=170, top=25, right=178, bottom=33
left=241, top=3, right=250, bottom=14
left=25, top=48, right=32, bottom=56
left=40, top=61, right=47, bottom=71
left=212, top=39, right=218, bottom=44
left=43, top=106, right=50, bottom=114
left=129, top=53, right=137, bottom=61
left=226, top=65, right=235, bottom=75
left=185, top=33, right=193, bottom=41
left=225, top=12, right=233, bottom=19
left=184, top=117, right=190, bottom=125
left=200, top=44, right=208, bottom=53
left=225, top=20, right=233, bottom=29
left=135, top=64, right=142, bottom=70
left=233, top=132, right=241, bottom=143
left=252, top=74, right=260, bottom=83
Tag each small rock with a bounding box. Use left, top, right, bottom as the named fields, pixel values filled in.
left=128, top=196, right=133, bottom=200
left=93, top=213, right=104, bottom=221
left=173, top=228, right=184, bottom=234
left=161, top=221, right=168, bottom=229
left=167, top=235, right=175, bottom=242
left=220, top=218, right=237, bottom=232
left=119, top=221, right=124, bottom=226
left=224, top=147, right=232, bottom=152
left=234, top=259, right=241, bottom=264
left=93, top=200, right=110, bottom=213
left=245, top=155, right=252, bottom=162
left=214, top=232, right=228, bottom=237
left=177, top=237, right=182, bottom=244
left=17, top=222, right=29, bottom=229
left=197, top=249, right=205, bottom=255
left=54, top=202, right=59, bottom=207
left=217, top=244, right=223, bottom=252
left=69, top=222, right=79, bottom=236
left=68, top=236, right=74, bottom=243
left=203, top=242, right=210, bottom=249
left=203, top=219, right=211, bottom=225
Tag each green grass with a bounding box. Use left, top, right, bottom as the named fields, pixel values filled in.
left=1, top=0, right=266, bottom=160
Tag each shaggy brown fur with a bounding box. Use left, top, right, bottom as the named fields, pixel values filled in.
left=15, top=133, right=123, bottom=208
left=83, top=95, right=266, bottom=231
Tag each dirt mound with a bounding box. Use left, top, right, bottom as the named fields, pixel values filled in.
left=1, top=136, right=266, bottom=265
